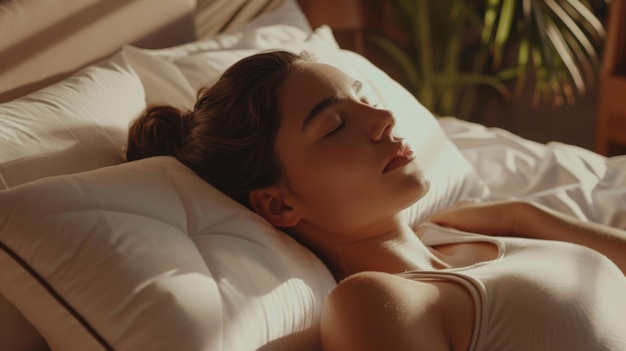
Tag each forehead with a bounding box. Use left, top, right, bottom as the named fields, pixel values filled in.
left=279, top=62, right=353, bottom=119
left=287, top=61, right=352, bottom=89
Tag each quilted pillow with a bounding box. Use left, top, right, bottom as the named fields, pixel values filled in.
left=0, top=157, right=335, bottom=351
left=0, top=50, right=146, bottom=351
left=0, top=52, right=146, bottom=190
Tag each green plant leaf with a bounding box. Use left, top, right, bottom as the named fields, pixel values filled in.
left=373, top=0, right=607, bottom=116
left=515, top=36, right=531, bottom=93
left=558, top=0, right=606, bottom=42
left=439, top=0, right=471, bottom=115
left=444, top=72, right=512, bottom=98
left=482, top=0, right=503, bottom=43
left=561, top=30, right=596, bottom=84
left=414, top=0, right=436, bottom=108
left=545, top=17, right=585, bottom=94
left=492, top=0, right=517, bottom=67
left=389, top=0, right=418, bottom=32
left=545, top=0, right=600, bottom=66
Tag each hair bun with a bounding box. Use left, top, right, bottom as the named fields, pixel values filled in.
left=126, top=105, right=192, bottom=161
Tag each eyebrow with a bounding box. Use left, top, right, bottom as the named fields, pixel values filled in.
left=301, top=80, right=363, bottom=133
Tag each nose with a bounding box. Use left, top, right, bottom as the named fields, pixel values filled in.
left=368, top=107, right=395, bottom=141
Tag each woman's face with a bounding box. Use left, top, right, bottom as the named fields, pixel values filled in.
left=274, top=61, right=429, bottom=238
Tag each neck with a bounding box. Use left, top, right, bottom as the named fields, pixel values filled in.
left=295, top=215, right=447, bottom=281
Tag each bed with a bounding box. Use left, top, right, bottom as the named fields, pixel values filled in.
left=0, top=1, right=624, bottom=350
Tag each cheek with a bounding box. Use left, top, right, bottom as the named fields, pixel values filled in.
left=289, top=161, right=363, bottom=201
left=292, top=147, right=373, bottom=195
left=286, top=161, right=430, bottom=234
left=283, top=150, right=371, bottom=215
left=296, top=161, right=429, bottom=214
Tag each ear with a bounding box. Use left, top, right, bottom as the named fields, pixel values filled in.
left=249, top=187, right=301, bottom=228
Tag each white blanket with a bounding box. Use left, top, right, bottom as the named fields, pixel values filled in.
left=440, top=117, right=626, bottom=229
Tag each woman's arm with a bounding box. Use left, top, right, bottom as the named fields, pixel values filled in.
left=429, top=201, right=626, bottom=274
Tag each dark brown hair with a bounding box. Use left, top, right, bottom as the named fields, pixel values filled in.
left=126, top=50, right=311, bottom=207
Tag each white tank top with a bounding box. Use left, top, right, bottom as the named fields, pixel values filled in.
left=399, top=223, right=626, bottom=351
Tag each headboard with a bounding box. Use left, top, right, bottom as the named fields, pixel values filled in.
left=0, top=0, right=289, bottom=103
left=0, top=0, right=196, bottom=103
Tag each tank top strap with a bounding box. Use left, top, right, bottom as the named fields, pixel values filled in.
left=397, top=270, right=487, bottom=351
left=418, top=222, right=505, bottom=259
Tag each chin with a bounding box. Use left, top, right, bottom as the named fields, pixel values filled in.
left=419, top=177, right=431, bottom=198
left=408, top=165, right=430, bottom=195
left=397, top=175, right=430, bottom=211
left=382, top=163, right=430, bottom=210
left=413, top=180, right=430, bottom=204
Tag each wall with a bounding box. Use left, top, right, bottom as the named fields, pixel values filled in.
left=473, top=84, right=599, bottom=151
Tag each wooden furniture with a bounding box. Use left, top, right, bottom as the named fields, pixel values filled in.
left=297, top=0, right=365, bottom=52
left=597, top=0, right=626, bottom=155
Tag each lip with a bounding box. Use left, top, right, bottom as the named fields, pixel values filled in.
left=383, top=142, right=415, bottom=173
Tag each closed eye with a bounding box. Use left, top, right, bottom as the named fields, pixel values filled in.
left=324, top=119, right=345, bottom=138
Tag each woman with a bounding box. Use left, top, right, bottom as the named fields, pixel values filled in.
left=127, top=50, right=626, bottom=351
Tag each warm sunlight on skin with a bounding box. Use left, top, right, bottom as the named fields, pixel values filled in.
left=273, top=62, right=429, bottom=240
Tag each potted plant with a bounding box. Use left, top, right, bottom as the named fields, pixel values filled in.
left=373, top=0, right=609, bottom=119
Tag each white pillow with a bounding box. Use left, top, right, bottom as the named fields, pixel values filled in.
left=0, top=50, right=146, bottom=351
left=174, top=27, right=341, bottom=98
left=123, top=2, right=321, bottom=110
left=124, top=25, right=490, bottom=226
left=0, top=52, right=146, bottom=190
left=0, top=156, right=335, bottom=351
left=154, top=0, right=312, bottom=58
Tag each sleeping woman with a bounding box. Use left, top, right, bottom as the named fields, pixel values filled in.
left=126, top=50, right=626, bottom=351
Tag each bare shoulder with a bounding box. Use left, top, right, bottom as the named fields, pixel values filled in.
left=321, top=271, right=474, bottom=351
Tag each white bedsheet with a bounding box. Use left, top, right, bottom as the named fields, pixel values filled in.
left=439, top=117, right=626, bottom=229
